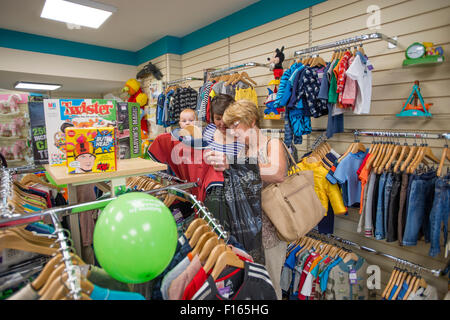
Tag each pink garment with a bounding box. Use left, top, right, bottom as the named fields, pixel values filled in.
left=229, top=245, right=254, bottom=262
left=168, top=254, right=202, bottom=300
left=337, top=51, right=352, bottom=104
left=342, top=56, right=358, bottom=108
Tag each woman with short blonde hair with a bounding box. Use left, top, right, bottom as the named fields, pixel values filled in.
left=207, top=99, right=289, bottom=300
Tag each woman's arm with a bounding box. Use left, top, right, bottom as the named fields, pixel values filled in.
left=259, top=138, right=287, bottom=184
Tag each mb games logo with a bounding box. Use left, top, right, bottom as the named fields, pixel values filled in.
left=47, top=102, right=57, bottom=110
left=62, top=101, right=114, bottom=116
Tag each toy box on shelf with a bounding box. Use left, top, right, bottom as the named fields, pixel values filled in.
left=65, top=127, right=117, bottom=174
left=43, top=99, right=117, bottom=167
left=116, top=102, right=141, bottom=159
left=0, top=92, right=33, bottom=167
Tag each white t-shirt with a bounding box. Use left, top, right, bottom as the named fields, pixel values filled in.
left=346, top=55, right=372, bottom=114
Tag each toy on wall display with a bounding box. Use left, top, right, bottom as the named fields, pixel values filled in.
left=0, top=140, right=27, bottom=161
left=122, top=79, right=149, bottom=140
left=397, top=81, right=432, bottom=117
left=136, top=62, right=164, bottom=80
left=0, top=94, right=23, bottom=115
left=65, top=127, right=117, bottom=174
left=267, top=46, right=285, bottom=81
left=43, top=99, right=117, bottom=167
left=403, top=42, right=445, bottom=66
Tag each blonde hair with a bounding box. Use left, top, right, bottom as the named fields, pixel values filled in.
left=179, top=108, right=197, bottom=119
left=222, top=100, right=260, bottom=128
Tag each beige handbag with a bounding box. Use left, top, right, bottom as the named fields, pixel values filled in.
left=261, top=142, right=326, bottom=242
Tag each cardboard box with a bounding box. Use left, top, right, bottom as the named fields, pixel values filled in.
left=43, top=99, right=117, bottom=166
left=116, top=102, right=141, bottom=159
left=65, top=127, right=117, bottom=174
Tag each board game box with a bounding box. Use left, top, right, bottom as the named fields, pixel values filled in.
left=43, top=99, right=117, bottom=166
left=116, top=102, right=141, bottom=159
left=65, top=127, right=117, bottom=174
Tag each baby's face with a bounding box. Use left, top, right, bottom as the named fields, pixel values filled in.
left=179, top=112, right=196, bottom=129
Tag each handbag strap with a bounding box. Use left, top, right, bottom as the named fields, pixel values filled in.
left=279, top=140, right=301, bottom=172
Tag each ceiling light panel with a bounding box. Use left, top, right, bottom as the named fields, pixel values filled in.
left=41, top=0, right=116, bottom=29
left=15, top=81, right=62, bottom=91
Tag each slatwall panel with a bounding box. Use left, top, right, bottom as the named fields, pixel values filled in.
left=136, top=0, right=450, bottom=298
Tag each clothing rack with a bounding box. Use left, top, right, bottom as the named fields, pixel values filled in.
left=165, top=77, right=203, bottom=86
left=307, top=230, right=443, bottom=277
left=208, top=62, right=269, bottom=77
left=48, top=210, right=82, bottom=300
left=354, top=130, right=450, bottom=140
left=167, top=187, right=230, bottom=242
left=294, top=32, right=398, bottom=56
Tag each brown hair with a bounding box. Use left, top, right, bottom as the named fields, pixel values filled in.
left=222, top=100, right=260, bottom=128
left=210, top=94, right=235, bottom=119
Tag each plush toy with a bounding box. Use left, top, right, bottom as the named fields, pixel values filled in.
left=12, top=140, right=26, bottom=160
left=0, top=94, right=21, bottom=114
left=267, top=46, right=285, bottom=80
left=10, top=118, right=25, bottom=137
left=136, top=62, right=164, bottom=80
left=122, top=78, right=149, bottom=138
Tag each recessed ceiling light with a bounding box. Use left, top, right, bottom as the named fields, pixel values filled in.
left=14, top=81, right=62, bottom=91
left=41, top=0, right=117, bottom=29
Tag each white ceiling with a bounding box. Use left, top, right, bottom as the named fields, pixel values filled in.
left=0, top=0, right=259, bottom=51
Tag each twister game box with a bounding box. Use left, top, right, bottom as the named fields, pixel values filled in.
left=43, top=99, right=117, bottom=166
left=65, top=127, right=117, bottom=174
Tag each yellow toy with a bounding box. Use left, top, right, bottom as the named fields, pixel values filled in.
left=122, top=79, right=149, bottom=139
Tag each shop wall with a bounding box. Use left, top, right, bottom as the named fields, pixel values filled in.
left=168, top=0, right=450, bottom=298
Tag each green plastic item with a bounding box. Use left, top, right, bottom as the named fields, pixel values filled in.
left=397, top=81, right=432, bottom=118
left=403, top=55, right=444, bottom=67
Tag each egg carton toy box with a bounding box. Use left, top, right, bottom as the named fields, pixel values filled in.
left=43, top=99, right=117, bottom=166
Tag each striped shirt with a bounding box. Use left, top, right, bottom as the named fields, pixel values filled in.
left=202, top=124, right=244, bottom=156
left=192, top=262, right=277, bottom=300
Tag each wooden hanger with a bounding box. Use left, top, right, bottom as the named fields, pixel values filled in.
left=384, top=142, right=401, bottom=172
left=188, top=224, right=211, bottom=248
left=211, top=249, right=244, bottom=280
left=37, top=258, right=85, bottom=297
left=32, top=253, right=84, bottom=291
left=198, top=237, right=222, bottom=265
left=392, top=269, right=408, bottom=300
left=372, top=141, right=389, bottom=169
left=240, top=72, right=257, bottom=86
left=190, top=231, right=216, bottom=257
left=0, top=230, right=57, bottom=256
left=394, top=143, right=410, bottom=173
left=358, top=43, right=366, bottom=56
left=382, top=267, right=398, bottom=299
left=203, top=243, right=227, bottom=274
left=9, top=227, right=55, bottom=247
left=377, top=141, right=395, bottom=174
left=403, top=273, right=419, bottom=300
left=21, top=174, right=61, bottom=191
left=401, top=143, right=419, bottom=172
left=437, top=145, right=450, bottom=177
left=51, top=275, right=94, bottom=300
left=226, top=73, right=239, bottom=86
left=184, top=218, right=207, bottom=239
left=351, top=141, right=366, bottom=154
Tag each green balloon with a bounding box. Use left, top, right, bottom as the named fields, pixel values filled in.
left=93, top=192, right=178, bottom=283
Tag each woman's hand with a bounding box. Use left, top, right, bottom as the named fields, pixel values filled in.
left=204, top=149, right=229, bottom=171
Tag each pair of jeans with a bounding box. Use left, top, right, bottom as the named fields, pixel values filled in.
left=402, top=171, right=437, bottom=246
left=375, top=172, right=387, bottom=240
left=429, top=175, right=450, bottom=257
left=397, top=173, right=410, bottom=245
left=387, top=173, right=402, bottom=242
left=372, top=174, right=381, bottom=230
left=383, top=173, right=394, bottom=239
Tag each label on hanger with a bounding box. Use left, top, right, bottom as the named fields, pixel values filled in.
left=349, top=267, right=358, bottom=285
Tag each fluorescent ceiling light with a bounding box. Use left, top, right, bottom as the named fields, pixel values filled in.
left=41, top=0, right=116, bottom=29
left=15, top=81, right=62, bottom=91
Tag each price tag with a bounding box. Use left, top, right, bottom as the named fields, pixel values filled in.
left=349, top=268, right=358, bottom=285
